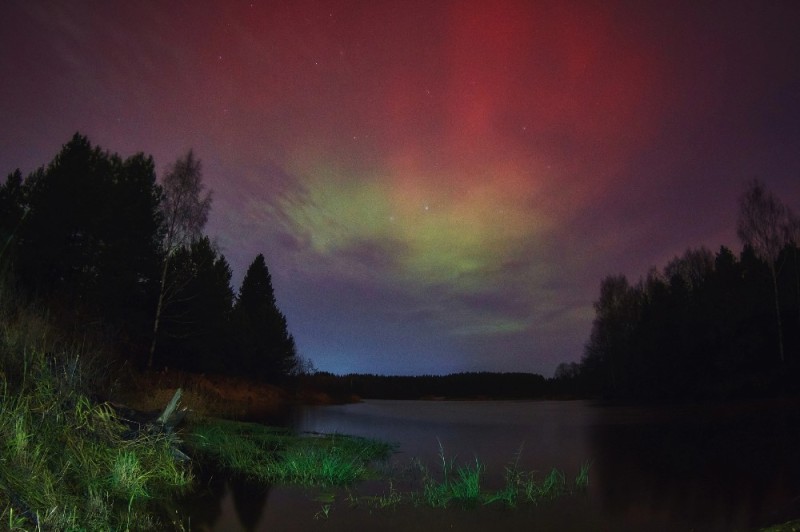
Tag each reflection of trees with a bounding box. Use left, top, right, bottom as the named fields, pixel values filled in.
left=180, top=470, right=226, bottom=529
left=230, top=477, right=271, bottom=531
left=178, top=472, right=272, bottom=531
left=588, top=405, right=800, bottom=530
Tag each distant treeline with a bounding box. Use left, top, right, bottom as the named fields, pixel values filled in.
left=304, top=371, right=550, bottom=400
left=554, top=181, right=800, bottom=402
left=0, top=133, right=299, bottom=382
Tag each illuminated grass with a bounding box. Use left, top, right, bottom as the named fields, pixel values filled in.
left=188, top=418, right=590, bottom=517
left=408, top=441, right=589, bottom=509
left=761, top=519, right=800, bottom=532
left=0, top=294, right=588, bottom=527
left=185, top=418, right=394, bottom=487
left=0, top=348, right=192, bottom=530
left=2, top=350, right=588, bottom=528
left=413, top=440, right=484, bottom=507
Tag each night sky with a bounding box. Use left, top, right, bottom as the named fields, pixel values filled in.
left=2, top=1, right=799, bottom=377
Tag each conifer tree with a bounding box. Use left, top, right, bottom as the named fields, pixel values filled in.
left=11, top=134, right=161, bottom=325
left=156, top=237, right=234, bottom=373
left=233, top=254, right=297, bottom=381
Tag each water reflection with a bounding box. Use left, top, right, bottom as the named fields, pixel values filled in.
left=587, top=401, right=800, bottom=530
left=181, top=471, right=273, bottom=531
left=293, top=400, right=594, bottom=487
left=230, top=477, right=270, bottom=530
left=179, top=472, right=225, bottom=530
left=182, top=399, right=800, bottom=531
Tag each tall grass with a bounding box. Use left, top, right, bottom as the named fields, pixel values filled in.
left=0, top=301, right=192, bottom=530
left=413, top=440, right=484, bottom=507
left=408, top=441, right=590, bottom=509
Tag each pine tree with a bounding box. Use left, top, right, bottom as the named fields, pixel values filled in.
left=233, top=254, right=297, bottom=382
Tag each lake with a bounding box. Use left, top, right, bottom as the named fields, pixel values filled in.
left=183, top=399, right=800, bottom=531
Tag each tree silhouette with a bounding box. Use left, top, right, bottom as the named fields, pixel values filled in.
left=663, top=247, right=714, bottom=292
left=574, top=235, right=800, bottom=402
left=156, top=237, right=234, bottom=372
left=232, top=254, right=297, bottom=382
left=149, top=150, right=212, bottom=368
left=0, top=170, right=26, bottom=266
left=785, top=209, right=800, bottom=328
left=737, top=179, right=790, bottom=363
left=9, top=134, right=161, bottom=331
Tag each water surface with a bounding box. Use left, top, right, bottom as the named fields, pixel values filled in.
left=184, top=399, right=800, bottom=531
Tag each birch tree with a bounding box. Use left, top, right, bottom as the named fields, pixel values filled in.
left=148, top=150, right=212, bottom=368
left=736, top=179, right=790, bottom=363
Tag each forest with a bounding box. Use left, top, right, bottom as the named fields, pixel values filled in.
left=0, top=133, right=299, bottom=384
left=554, top=180, right=800, bottom=401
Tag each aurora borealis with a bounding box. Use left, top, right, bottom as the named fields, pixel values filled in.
left=2, top=1, right=799, bottom=376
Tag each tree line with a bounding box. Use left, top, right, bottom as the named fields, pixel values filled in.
left=304, top=372, right=549, bottom=400
left=556, top=180, right=800, bottom=401
left=0, top=133, right=299, bottom=382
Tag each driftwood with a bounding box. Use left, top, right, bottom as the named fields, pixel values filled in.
left=155, top=388, right=190, bottom=461
left=112, top=388, right=190, bottom=461
left=156, top=387, right=183, bottom=428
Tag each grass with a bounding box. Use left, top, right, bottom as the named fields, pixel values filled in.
left=407, top=439, right=589, bottom=509
left=2, top=350, right=590, bottom=528
left=186, top=418, right=590, bottom=519
left=0, top=355, right=193, bottom=531
left=412, top=440, right=484, bottom=507
left=0, top=302, right=193, bottom=530
left=0, top=293, right=589, bottom=528
left=184, top=418, right=590, bottom=518
left=421, top=458, right=484, bottom=506
left=761, top=520, right=800, bottom=532
left=185, top=417, right=394, bottom=487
